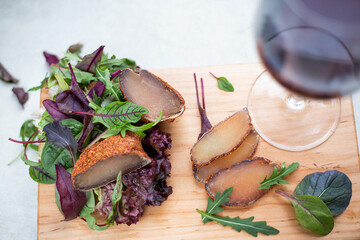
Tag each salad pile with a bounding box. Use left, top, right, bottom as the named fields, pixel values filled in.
left=10, top=45, right=173, bottom=229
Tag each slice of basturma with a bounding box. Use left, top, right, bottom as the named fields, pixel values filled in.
left=71, top=132, right=151, bottom=191
left=118, top=69, right=185, bottom=122
left=205, top=157, right=278, bottom=206
left=194, top=130, right=259, bottom=183
left=190, top=108, right=251, bottom=167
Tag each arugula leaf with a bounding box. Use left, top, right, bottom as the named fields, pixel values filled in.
left=96, top=67, right=121, bottom=101
left=202, top=187, right=233, bottom=223
left=80, top=191, right=109, bottom=231
left=106, top=171, right=123, bottom=225
left=294, top=170, right=352, bottom=216
left=276, top=190, right=334, bottom=236
left=209, top=72, right=234, bottom=92
left=43, top=121, right=78, bottom=165
left=99, top=57, right=136, bottom=72
left=197, top=210, right=279, bottom=237
left=38, top=110, right=55, bottom=129
left=259, top=162, right=299, bottom=189
left=28, top=77, right=46, bottom=91
left=29, top=165, right=55, bottom=184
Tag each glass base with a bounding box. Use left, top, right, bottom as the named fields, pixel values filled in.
left=247, top=71, right=341, bottom=151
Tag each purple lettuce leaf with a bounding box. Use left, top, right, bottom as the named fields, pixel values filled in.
left=43, top=122, right=78, bottom=165
left=88, top=80, right=105, bottom=98
left=75, top=45, right=104, bottom=74
left=0, top=62, right=19, bottom=83
left=12, top=87, right=29, bottom=108
left=68, top=63, right=90, bottom=108
left=110, top=69, right=122, bottom=80
left=77, top=114, right=95, bottom=151
left=43, top=99, right=70, bottom=122
left=43, top=51, right=60, bottom=66
left=55, top=90, right=88, bottom=120
left=95, top=127, right=173, bottom=226
left=55, top=164, right=86, bottom=221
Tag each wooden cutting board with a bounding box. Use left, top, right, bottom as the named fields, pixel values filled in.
left=38, top=63, right=360, bottom=239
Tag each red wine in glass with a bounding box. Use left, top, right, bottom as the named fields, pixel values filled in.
left=256, top=0, right=360, bottom=98
left=248, top=0, right=360, bottom=151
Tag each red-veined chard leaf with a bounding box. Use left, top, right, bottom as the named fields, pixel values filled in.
left=76, top=45, right=104, bottom=74
left=43, top=99, right=71, bottom=122
left=294, top=170, right=352, bottom=216
left=55, top=164, right=87, bottom=221
left=75, top=101, right=148, bottom=129
left=0, top=62, right=19, bottom=83
left=43, top=51, right=59, bottom=66
left=12, top=87, right=29, bottom=108
left=29, top=165, right=55, bottom=184
left=43, top=121, right=78, bottom=165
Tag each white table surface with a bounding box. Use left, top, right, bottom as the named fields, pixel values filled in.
left=0, top=1, right=359, bottom=239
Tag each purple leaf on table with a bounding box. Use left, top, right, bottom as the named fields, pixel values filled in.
left=12, top=87, right=29, bottom=107
left=55, top=164, right=86, bottom=221
left=75, top=45, right=104, bottom=74
left=43, top=51, right=60, bottom=66
left=0, top=62, right=19, bottom=83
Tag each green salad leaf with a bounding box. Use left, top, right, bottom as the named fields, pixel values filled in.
left=197, top=210, right=279, bottom=237
left=202, top=187, right=233, bottom=223
left=259, top=162, right=299, bottom=189
left=209, top=72, right=234, bottom=92
left=276, top=190, right=334, bottom=236
left=294, top=170, right=352, bottom=216
left=80, top=191, right=109, bottom=231
left=106, top=171, right=123, bottom=225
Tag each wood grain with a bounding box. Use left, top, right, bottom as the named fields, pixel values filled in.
left=38, top=63, right=360, bottom=240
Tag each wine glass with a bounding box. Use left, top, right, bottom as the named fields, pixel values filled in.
left=247, top=0, right=360, bottom=151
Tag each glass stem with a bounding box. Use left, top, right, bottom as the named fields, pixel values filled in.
left=285, top=93, right=306, bottom=111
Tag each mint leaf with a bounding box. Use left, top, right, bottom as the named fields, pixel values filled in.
left=209, top=72, right=234, bottom=92
left=259, top=162, right=299, bottom=189
left=202, top=187, right=233, bottom=223
left=197, top=210, right=279, bottom=237
left=106, top=171, right=123, bottom=225
left=276, top=190, right=334, bottom=236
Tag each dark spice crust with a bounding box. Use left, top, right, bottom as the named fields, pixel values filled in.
left=71, top=132, right=151, bottom=188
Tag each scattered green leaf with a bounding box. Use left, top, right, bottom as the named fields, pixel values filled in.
left=202, top=187, right=233, bottom=223
left=276, top=190, right=334, bottom=236
left=294, top=170, right=352, bottom=216
left=209, top=72, right=234, bottom=92
left=259, top=162, right=299, bottom=190
left=197, top=210, right=279, bottom=237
